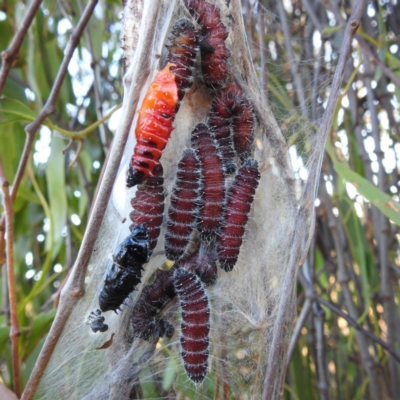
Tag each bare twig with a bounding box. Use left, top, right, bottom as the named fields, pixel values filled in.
left=287, top=298, right=312, bottom=361
left=76, top=0, right=110, bottom=151
left=317, top=296, right=400, bottom=364
left=313, top=301, right=329, bottom=400
left=24, top=0, right=99, bottom=137
left=257, top=1, right=268, bottom=99
left=0, top=0, right=99, bottom=233
left=358, top=38, right=400, bottom=91
left=262, top=2, right=366, bottom=398
left=0, top=0, right=43, bottom=96
left=0, top=157, right=21, bottom=398
left=68, top=140, right=84, bottom=168
left=363, top=53, right=400, bottom=398
left=275, top=0, right=308, bottom=118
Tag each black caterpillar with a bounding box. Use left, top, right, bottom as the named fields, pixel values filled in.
left=98, top=223, right=150, bottom=313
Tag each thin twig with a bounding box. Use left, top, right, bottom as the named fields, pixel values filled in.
left=0, top=0, right=43, bottom=96
left=317, top=296, right=400, bottom=363
left=76, top=0, right=110, bottom=151
left=275, top=0, right=308, bottom=118
left=0, top=156, right=21, bottom=398
left=287, top=298, right=312, bottom=361
left=24, top=0, right=99, bottom=137
left=68, top=140, right=84, bottom=168
left=0, top=0, right=99, bottom=233
left=357, top=37, right=400, bottom=91
left=257, top=1, right=268, bottom=99
left=363, top=53, right=400, bottom=397
left=313, top=301, right=329, bottom=400
left=261, top=2, right=366, bottom=398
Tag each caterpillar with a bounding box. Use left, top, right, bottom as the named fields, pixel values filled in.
left=184, top=0, right=230, bottom=88
left=98, top=224, right=150, bottom=313
left=174, top=268, right=210, bottom=383
left=182, top=245, right=218, bottom=285
left=131, top=267, right=176, bottom=341
left=191, top=123, right=225, bottom=241
left=130, top=164, right=164, bottom=253
left=229, top=85, right=256, bottom=161
left=165, top=149, right=201, bottom=261
left=217, top=159, right=260, bottom=272
left=208, top=82, right=255, bottom=173
left=87, top=309, right=108, bottom=333
left=127, top=63, right=178, bottom=187
left=165, top=19, right=199, bottom=101
left=131, top=246, right=217, bottom=340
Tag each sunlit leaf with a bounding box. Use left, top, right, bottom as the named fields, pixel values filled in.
left=0, top=98, right=36, bottom=127
left=327, top=139, right=400, bottom=226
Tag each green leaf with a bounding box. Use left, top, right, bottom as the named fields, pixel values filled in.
left=162, top=356, right=178, bottom=391
left=337, top=193, right=372, bottom=310
left=22, top=309, right=56, bottom=359
left=0, top=326, right=10, bottom=353
left=0, top=98, right=36, bottom=127
left=0, top=122, right=26, bottom=183
left=16, top=184, right=41, bottom=206
left=326, top=139, right=400, bottom=226
left=45, top=135, right=68, bottom=254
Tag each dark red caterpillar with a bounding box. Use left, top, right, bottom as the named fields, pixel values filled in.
left=98, top=224, right=150, bottom=313
left=209, top=82, right=255, bottom=173
left=185, top=246, right=218, bottom=286
left=174, top=268, right=210, bottom=383
left=184, top=0, right=230, bottom=88
left=191, top=123, right=225, bottom=240
left=130, top=164, right=164, bottom=253
left=129, top=230, right=217, bottom=340
left=131, top=247, right=217, bottom=340
left=127, top=64, right=178, bottom=187
left=165, top=19, right=199, bottom=101
left=217, top=159, right=260, bottom=271
left=165, top=149, right=200, bottom=261
left=131, top=267, right=176, bottom=341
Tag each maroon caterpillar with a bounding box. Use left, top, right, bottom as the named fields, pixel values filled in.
left=191, top=123, right=225, bottom=241
left=184, top=0, right=230, bottom=88
left=131, top=246, right=217, bottom=340
left=165, top=149, right=201, bottom=261
left=174, top=268, right=210, bottom=383
left=131, top=268, right=176, bottom=341
left=165, top=19, right=199, bottom=101
left=217, top=159, right=260, bottom=271
left=209, top=82, right=255, bottom=173
left=129, top=164, right=164, bottom=253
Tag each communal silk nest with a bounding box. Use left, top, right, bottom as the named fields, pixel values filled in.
left=35, top=1, right=303, bottom=399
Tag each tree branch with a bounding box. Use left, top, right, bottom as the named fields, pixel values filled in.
left=261, top=1, right=366, bottom=398
left=0, top=156, right=20, bottom=398
left=0, top=0, right=43, bottom=96
left=317, top=296, right=400, bottom=364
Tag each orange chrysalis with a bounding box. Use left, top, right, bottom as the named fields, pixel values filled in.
left=127, top=64, right=179, bottom=187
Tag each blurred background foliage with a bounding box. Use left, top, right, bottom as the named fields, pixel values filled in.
left=0, top=0, right=400, bottom=399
